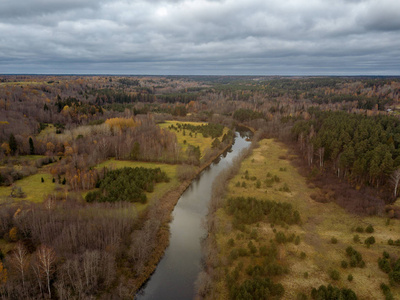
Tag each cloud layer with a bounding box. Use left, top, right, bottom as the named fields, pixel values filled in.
left=1, top=0, right=400, bottom=75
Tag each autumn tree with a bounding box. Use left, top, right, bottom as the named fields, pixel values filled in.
left=0, top=261, right=7, bottom=285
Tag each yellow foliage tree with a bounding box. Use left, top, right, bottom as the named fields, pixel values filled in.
left=0, top=262, right=7, bottom=284
left=46, top=142, right=55, bottom=154
left=64, top=146, right=74, bottom=156
left=105, top=117, right=137, bottom=132
left=9, top=226, right=18, bottom=242
left=1, top=142, right=10, bottom=155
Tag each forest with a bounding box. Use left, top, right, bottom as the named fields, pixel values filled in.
left=0, top=75, right=400, bottom=299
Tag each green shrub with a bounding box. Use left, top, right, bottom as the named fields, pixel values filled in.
left=275, top=231, right=287, bottom=244
left=256, top=180, right=261, bottom=188
left=329, top=269, right=340, bottom=281
left=341, top=260, right=348, bottom=269
left=348, top=274, right=353, bottom=282
left=365, top=224, right=374, bottom=233
left=380, top=283, right=394, bottom=300
left=355, top=226, right=364, bottom=233
left=331, top=237, right=338, bottom=244
left=248, top=241, right=257, bottom=255
left=365, top=236, right=375, bottom=246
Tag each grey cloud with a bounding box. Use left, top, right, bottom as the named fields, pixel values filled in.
left=0, top=0, right=399, bottom=75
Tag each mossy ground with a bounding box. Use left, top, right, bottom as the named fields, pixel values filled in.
left=213, top=139, right=400, bottom=299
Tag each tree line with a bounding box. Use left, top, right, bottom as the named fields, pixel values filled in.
left=292, top=110, right=400, bottom=199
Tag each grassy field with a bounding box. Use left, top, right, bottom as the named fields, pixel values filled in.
left=94, top=159, right=179, bottom=212
left=213, top=139, right=400, bottom=299
left=159, top=121, right=228, bottom=159
left=0, top=173, right=57, bottom=203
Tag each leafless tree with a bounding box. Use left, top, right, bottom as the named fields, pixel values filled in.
left=391, top=168, right=400, bottom=198
left=34, top=245, right=56, bottom=298
left=9, top=241, right=29, bottom=289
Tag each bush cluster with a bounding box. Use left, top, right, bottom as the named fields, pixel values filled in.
left=311, top=284, right=357, bottom=300
left=226, top=196, right=301, bottom=227
left=346, top=246, right=365, bottom=268
left=378, top=252, right=400, bottom=285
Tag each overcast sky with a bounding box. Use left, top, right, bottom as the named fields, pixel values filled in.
left=0, top=0, right=399, bottom=75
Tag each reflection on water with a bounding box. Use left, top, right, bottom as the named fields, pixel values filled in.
left=136, top=130, right=252, bottom=300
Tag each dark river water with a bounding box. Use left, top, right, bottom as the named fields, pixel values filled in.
left=136, top=130, right=252, bottom=300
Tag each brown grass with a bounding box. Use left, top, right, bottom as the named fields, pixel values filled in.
left=212, top=139, right=400, bottom=299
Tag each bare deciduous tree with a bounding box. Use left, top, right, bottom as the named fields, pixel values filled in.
left=9, top=241, right=29, bottom=289
left=391, top=168, right=400, bottom=198
left=34, top=245, right=56, bottom=299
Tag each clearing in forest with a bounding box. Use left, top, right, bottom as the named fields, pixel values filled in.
left=159, top=121, right=228, bottom=159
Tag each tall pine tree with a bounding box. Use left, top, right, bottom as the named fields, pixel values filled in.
left=29, top=137, right=35, bottom=155
left=9, top=134, right=17, bottom=155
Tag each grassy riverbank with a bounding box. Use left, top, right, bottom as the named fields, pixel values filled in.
left=205, top=139, right=400, bottom=299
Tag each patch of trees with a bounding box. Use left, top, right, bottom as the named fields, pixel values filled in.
left=0, top=199, right=142, bottom=298
left=229, top=277, right=284, bottom=300
left=0, top=166, right=37, bottom=186
left=378, top=251, right=400, bottom=285
left=225, top=196, right=301, bottom=228
left=233, top=109, right=264, bottom=122
left=292, top=110, right=400, bottom=196
left=118, top=78, right=140, bottom=86
left=158, top=93, right=199, bottom=104
left=86, top=167, right=169, bottom=203
left=311, top=284, right=357, bottom=300
left=345, top=246, right=365, bottom=268
left=169, top=122, right=224, bottom=139
left=92, top=88, right=154, bottom=104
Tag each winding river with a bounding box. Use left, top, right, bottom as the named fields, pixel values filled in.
left=136, top=130, right=252, bottom=300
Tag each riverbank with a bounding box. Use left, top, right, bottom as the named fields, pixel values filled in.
left=131, top=137, right=235, bottom=294
left=201, top=138, right=400, bottom=299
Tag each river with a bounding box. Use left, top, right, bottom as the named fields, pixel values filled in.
left=136, top=130, right=252, bottom=300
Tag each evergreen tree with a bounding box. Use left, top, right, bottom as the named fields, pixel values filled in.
left=9, top=133, right=17, bottom=155
left=29, top=137, right=35, bottom=155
